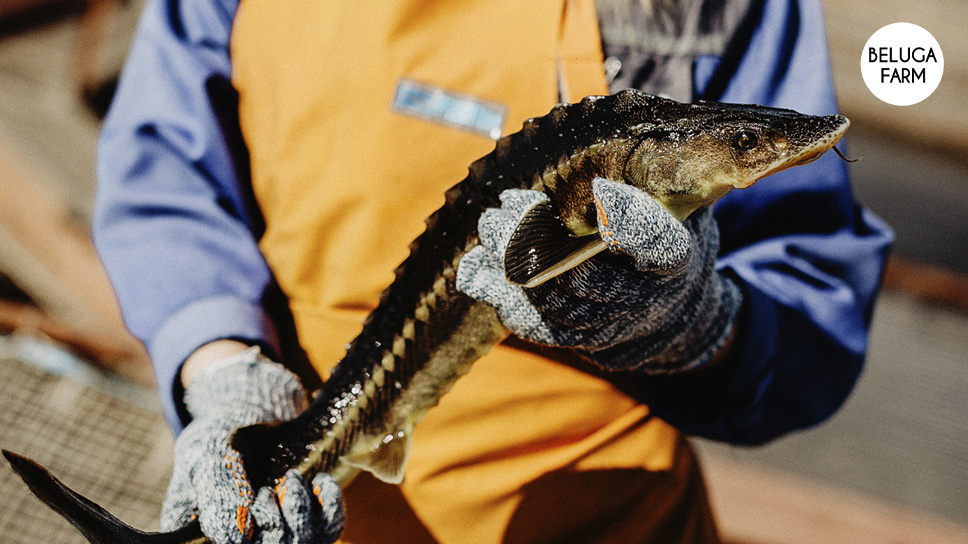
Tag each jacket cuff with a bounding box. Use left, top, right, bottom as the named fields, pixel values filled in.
left=149, top=295, right=280, bottom=433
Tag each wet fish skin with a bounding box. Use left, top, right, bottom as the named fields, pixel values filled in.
left=2, top=90, right=850, bottom=543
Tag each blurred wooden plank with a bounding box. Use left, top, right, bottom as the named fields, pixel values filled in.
left=0, top=298, right=142, bottom=367
left=703, top=452, right=968, bottom=544
left=0, top=15, right=101, bottom=220
left=823, top=1, right=968, bottom=159
left=0, top=0, right=83, bottom=26
left=0, top=138, right=152, bottom=385
left=883, top=256, right=968, bottom=312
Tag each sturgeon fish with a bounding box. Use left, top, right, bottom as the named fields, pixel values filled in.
left=3, top=90, right=851, bottom=543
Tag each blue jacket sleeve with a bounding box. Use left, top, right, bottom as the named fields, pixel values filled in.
left=635, top=0, right=893, bottom=445
left=92, top=0, right=277, bottom=431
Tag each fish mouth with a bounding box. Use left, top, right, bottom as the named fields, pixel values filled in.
left=793, top=149, right=825, bottom=165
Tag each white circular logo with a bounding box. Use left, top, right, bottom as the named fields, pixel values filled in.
left=861, top=23, right=943, bottom=106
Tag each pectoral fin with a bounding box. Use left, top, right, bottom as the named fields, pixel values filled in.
left=341, top=422, right=414, bottom=485
left=504, top=201, right=607, bottom=288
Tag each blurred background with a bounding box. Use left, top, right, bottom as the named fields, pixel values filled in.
left=0, top=0, right=965, bottom=542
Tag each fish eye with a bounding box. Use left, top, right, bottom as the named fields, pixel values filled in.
left=734, top=130, right=758, bottom=150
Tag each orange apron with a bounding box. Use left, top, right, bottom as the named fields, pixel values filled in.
left=230, top=1, right=717, bottom=541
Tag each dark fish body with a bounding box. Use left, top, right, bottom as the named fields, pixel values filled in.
left=231, top=91, right=682, bottom=488
left=3, top=90, right=850, bottom=543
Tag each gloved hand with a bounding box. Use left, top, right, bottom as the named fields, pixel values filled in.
left=160, top=347, right=344, bottom=544
left=457, top=178, right=741, bottom=372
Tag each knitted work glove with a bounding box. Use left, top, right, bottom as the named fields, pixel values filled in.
left=160, top=347, right=344, bottom=544
left=457, top=178, right=742, bottom=372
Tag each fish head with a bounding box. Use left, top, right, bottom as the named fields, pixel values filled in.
left=622, top=102, right=850, bottom=221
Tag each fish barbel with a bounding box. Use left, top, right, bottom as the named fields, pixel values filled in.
left=3, top=90, right=850, bottom=543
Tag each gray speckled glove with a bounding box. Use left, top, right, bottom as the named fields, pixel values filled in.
left=457, top=178, right=741, bottom=372
left=160, top=347, right=344, bottom=544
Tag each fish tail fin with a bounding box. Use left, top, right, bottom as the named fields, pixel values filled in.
left=2, top=450, right=204, bottom=544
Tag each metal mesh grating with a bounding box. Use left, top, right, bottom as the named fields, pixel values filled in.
left=0, top=341, right=173, bottom=543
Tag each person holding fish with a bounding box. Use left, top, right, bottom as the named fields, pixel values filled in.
left=77, top=0, right=893, bottom=543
